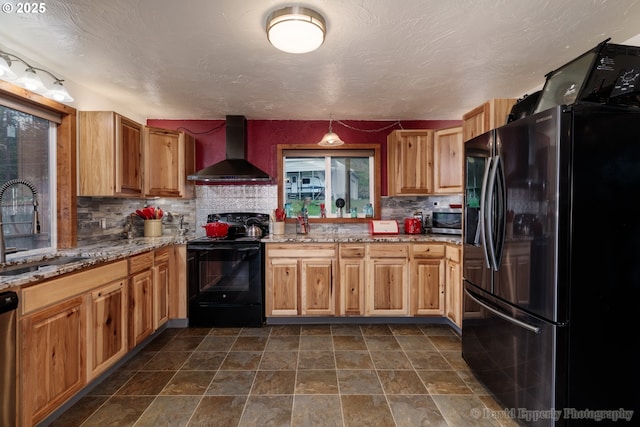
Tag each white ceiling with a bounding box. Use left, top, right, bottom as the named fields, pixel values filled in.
left=2, top=0, right=640, bottom=121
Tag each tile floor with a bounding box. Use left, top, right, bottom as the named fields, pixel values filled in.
left=48, top=323, right=519, bottom=427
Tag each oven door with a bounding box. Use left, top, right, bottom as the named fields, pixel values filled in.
left=188, top=242, right=263, bottom=306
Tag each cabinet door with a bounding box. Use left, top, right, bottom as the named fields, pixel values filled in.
left=387, top=130, right=433, bottom=195
left=144, top=126, right=183, bottom=197
left=266, top=258, right=299, bottom=316
left=433, top=126, right=463, bottom=193
left=366, top=258, right=409, bottom=316
left=154, top=249, right=171, bottom=329
left=412, top=259, right=445, bottom=315
left=87, top=280, right=127, bottom=380
left=462, top=98, right=516, bottom=142
left=129, top=268, right=154, bottom=348
left=339, top=244, right=366, bottom=316
left=445, top=246, right=462, bottom=327
left=117, top=114, right=144, bottom=196
left=300, top=259, right=334, bottom=316
left=21, top=296, right=85, bottom=426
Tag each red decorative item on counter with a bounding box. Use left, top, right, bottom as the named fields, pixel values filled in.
left=202, top=221, right=230, bottom=237
left=404, top=218, right=423, bottom=234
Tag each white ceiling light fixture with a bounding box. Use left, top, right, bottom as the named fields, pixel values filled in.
left=318, top=116, right=345, bottom=146
left=0, top=49, right=74, bottom=102
left=266, top=6, right=326, bottom=54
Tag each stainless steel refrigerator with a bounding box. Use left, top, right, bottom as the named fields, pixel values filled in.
left=462, top=104, right=639, bottom=426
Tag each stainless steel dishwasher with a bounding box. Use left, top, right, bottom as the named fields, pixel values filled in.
left=0, top=290, right=18, bottom=427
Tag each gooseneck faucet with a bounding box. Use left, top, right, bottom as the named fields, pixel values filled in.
left=0, top=179, right=40, bottom=263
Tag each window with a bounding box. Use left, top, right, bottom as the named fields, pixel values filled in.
left=1, top=103, right=57, bottom=254
left=277, top=144, right=381, bottom=221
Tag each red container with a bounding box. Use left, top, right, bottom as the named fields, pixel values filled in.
left=202, top=221, right=230, bottom=238
left=404, top=218, right=422, bottom=234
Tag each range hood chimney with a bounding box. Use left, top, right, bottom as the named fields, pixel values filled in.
left=187, top=115, right=271, bottom=182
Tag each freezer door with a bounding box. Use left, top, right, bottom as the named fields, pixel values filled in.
left=493, top=108, right=561, bottom=322
left=462, top=284, right=561, bottom=427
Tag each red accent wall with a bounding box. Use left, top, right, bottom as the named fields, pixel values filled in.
left=146, top=119, right=462, bottom=195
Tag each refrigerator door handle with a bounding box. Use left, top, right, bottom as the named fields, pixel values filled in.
left=465, top=288, right=541, bottom=334
left=485, top=155, right=501, bottom=271
left=479, top=156, right=493, bottom=268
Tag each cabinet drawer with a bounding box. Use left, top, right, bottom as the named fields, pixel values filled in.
left=129, top=251, right=154, bottom=273
left=21, top=260, right=128, bottom=315
left=340, top=244, right=365, bottom=258
left=411, top=244, right=445, bottom=259
left=267, top=244, right=336, bottom=258
left=446, top=245, right=461, bottom=262
left=368, top=244, right=408, bottom=258
left=154, top=247, right=171, bottom=264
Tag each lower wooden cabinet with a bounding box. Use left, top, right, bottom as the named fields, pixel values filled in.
left=128, top=252, right=155, bottom=349
left=266, top=244, right=337, bottom=316
left=445, top=245, right=462, bottom=328
left=21, top=296, right=85, bottom=427
left=411, top=244, right=446, bottom=316
left=154, top=247, right=171, bottom=329
left=338, top=244, right=365, bottom=315
left=365, top=244, right=410, bottom=316
left=87, top=279, right=128, bottom=381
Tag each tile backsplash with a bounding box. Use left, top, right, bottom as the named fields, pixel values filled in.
left=76, top=186, right=462, bottom=244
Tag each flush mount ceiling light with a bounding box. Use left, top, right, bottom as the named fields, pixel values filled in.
left=318, top=116, right=345, bottom=146
left=0, top=49, right=74, bottom=102
left=266, top=6, right=326, bottom=54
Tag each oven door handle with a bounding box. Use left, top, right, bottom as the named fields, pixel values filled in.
left=189, top=245, right=260, bottom=251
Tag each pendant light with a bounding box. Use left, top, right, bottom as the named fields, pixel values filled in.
left=318, top=116, right=345, bottom=146
left=266, top=6, right=326, bottom=54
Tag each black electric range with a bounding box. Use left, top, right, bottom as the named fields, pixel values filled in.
left=187, top=212, right=270, bottom=327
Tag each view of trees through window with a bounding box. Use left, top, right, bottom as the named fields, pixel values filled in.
left=0, top=104, right=53, bottom=253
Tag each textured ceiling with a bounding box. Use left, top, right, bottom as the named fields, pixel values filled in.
left=2, top=0, right=640, bottom=121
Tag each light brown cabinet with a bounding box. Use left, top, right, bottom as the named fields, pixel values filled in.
left=338, top=244, right=366, bottom=315
left=265, top=244, right=337, bottom=316
left=410, top=244, right=445, bottom=316
left=445, top=245, right=462, bottom=328
left=433, top=126, right=463, bottom=193
left=21, top=296, right=85, bottom=427
left=387, top=130, right=434, bottom=195
left=153, top=247, right=171, bottom=329
left=462, top=98, right=516, bottom=142
left=365, top=244, right=410, bottom=316
left=143, top=126, right=196, bottom=199
left=128, top=251, right=155, bottom=349
left=19, top=260, right=128, bottom=427
left=78, top=111, right=144, bottom=197
left=87, top=279, right=127, bottom=381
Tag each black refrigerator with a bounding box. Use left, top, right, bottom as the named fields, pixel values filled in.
left=462, top=104, right=639, bottom=426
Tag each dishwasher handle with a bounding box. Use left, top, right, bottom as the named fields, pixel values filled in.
left=0, top=291, right=18, bottom=314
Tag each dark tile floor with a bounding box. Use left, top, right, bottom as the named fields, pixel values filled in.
left=48, top=323, right=519, bottom=427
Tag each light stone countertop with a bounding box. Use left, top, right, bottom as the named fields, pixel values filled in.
left=0, top=235, right=190, bottom=291
left=262, top=232, right=462, bottom=245
left=1, top=232, right=461, bottom=291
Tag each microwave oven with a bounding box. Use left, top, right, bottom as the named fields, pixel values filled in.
left=431, top=208, right=462, bottom=235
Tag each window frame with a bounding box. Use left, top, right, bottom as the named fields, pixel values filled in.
left=277, top=144, right=381, bottom=223
left=0, top=80, right=77, bottom=249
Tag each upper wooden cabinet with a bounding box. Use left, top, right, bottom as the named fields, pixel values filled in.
left=387, top=130, right=434, bottom=195
left=78, top=111, right=144, bottom=197
left=433, top=126, right=463, bottom=193
left=388, top=128, right=463, bottom=195
left=143, top=126, right=196, bottom=199
left=462, top=98, right=516, bottom=142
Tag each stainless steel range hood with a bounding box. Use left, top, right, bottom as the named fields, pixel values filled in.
left=187, top=115, right=271, bottom=182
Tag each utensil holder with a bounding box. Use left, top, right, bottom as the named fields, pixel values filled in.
left=272, top=221, right=285, bottom=235
left=144, top=219, right=162, bottom=237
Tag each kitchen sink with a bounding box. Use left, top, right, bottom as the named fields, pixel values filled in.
left=0, top=256, right=89, bottom=277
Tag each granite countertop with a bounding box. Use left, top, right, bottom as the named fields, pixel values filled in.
left=0, top=235, right=190, bottom=291
left=262, top=233, right=462, bottom=245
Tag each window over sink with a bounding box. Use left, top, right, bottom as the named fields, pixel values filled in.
left=277, top=144, right=381, bottom=222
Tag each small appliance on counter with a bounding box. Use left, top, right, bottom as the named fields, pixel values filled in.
left=404, top=217, right=423, bottom=234
left=431, top=206, right=462, bottom=235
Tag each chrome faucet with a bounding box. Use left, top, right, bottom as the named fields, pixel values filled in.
left=0, top=179, right=40, bottom=263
